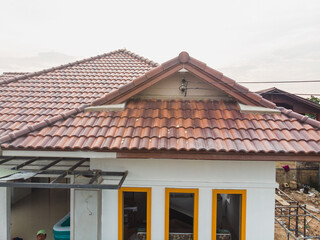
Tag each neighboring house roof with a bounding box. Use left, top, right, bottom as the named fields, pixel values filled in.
left=0, top=51, right=320, bottom=160
left=257, top=87, right=320, bottom=111
left=0, top=49, right=157, bottom=139
left=2, top=99, right=320, bottom=155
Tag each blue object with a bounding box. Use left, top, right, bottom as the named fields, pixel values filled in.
left=53, top=213, right=70, bottom=240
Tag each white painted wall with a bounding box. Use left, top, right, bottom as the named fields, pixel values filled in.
left=246, top=188, right=275, bottom=240
left=101, top=189, right=118, bottom=240
left=198, top=188, right=213, bottom=240
left=90, top=158, right=277, bottom=240
left=73, top=189, right=101, bottom=240
left=135, top=73, right=231, bottom=100
left=0, top=187, right=10, bottom=240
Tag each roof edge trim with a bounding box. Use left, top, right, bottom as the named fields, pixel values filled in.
left=2, top=150, right=116, bottom=158
left=91, top=62, right=182, bottom=106
left=116, top=152, right=320, bottom=162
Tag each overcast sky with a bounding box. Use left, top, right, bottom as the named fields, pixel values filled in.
left=1, top=0, right=320, bottom=96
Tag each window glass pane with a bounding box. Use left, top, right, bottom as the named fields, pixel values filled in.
left=169, top=192, right=194, bottom=235
left=216, top=194, right=241, bottom=240
left=123, top=192, right=147, bottom=240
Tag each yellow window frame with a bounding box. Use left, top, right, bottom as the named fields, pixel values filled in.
left=165, top=188, right=199, bottom=240
left=118, top=187, right=152, bottom=240
left=212, top=189, right=246, bottom=240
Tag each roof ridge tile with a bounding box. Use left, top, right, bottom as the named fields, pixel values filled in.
left=161, top=57, right=180, bottom=70
left=204, top=66, right=223, bottom=80
left=91, top=63, right=169, bottom=106
left=121, top=49, right=158, bottom=67
left=189, top=57, right=207, bottom=70
left=84, top=51, right=277, bottom=109
left=0, top=49, right=157, bottom=86
left=277, top=106, right=320, bottom=129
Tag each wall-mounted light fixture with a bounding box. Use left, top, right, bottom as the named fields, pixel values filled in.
left=178, top=65, right=188, bottom=96
left=179, top=78, right=188, bottom=96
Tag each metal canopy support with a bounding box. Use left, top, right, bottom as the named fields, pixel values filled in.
left=118, top=170, right=128, bottom=188
left=39, top=158, right=63, bottom=170
left=89, top=170, right=101, bottom=185
left=11, top=157, right=39, bottom=170
left=0, top=156, right=128, bottom=190
left=0, top=157, right=14, bottom=165
left=51, top=158, right=88, bottom=184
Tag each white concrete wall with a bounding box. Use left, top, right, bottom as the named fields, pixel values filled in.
left=91, top=158, right=277, bottom=240
left=0, top=187, right=10, bottom=240
left=73, top=189, right=101, bottom=240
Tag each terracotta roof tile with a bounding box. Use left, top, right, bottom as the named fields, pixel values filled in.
left=0, top=49, right=156, bottom=139
left=2, top=99, right=320, bottom=154
left=1, top=51, right=320, bottom=156
left=0, top=72, right=29, bottom=81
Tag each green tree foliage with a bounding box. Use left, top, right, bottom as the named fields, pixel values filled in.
left=309, top=95, right=320, bottom=104
left=306, top=96, right=320, bottom=119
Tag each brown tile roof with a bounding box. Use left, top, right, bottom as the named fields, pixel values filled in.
left=0, top=50, right=320, bottom=158
left=0, top=49, right=157, bottom=139
left=2, top=99, right=320, bottom=154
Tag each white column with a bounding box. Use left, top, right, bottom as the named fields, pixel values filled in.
left=198, top=188, right=212, bottom=240
left=0, top=187, right=10, bottom=240
left=101, top=189, right=118, bottom=240
left=70, top=188, right=75, bottom=240
left=151, top=186, right=165, bottom=240
left=74, top=189, right=101, bottom=240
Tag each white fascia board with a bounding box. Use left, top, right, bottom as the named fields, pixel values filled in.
left=238, top=103, right=281, bottom=114
left=104, top=179, right=279, bottom=189
left=84, top=103, right=126, bottom=112
left=2, top=150, right=116, bottom=159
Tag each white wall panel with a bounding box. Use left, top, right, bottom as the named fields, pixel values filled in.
left=74, top=189, right=101, bottom=240
left=101, top=189, right=118, bottom=239
left=92, top=158, right=276, bottom=240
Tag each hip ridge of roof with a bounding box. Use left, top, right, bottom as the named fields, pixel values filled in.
left=0, top=49, right=158, bottom=86
left=277, top=106, right=320, bottom=129
left=0, top=104, right=89, bottom=145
